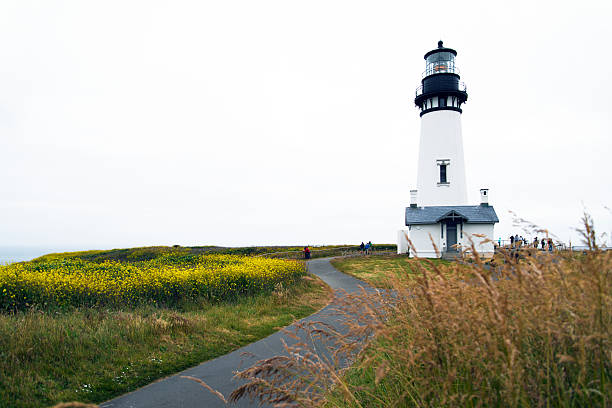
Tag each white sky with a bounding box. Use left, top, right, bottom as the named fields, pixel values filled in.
left=1, top=0, right=611, bottom=249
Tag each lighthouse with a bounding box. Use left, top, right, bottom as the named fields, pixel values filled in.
left=415, top=41, right=468, bottom=206
left=398, top=41, right=499, bottom=258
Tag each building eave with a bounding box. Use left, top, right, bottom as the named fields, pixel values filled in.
left=405, top=205, right=500, bottom=226
left=406, top=220, right=498, bottom=226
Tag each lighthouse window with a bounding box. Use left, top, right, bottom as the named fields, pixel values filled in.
left=440, top=164, right=447, bottom=183
left=439, top=96, right=447, bottom=107
left=436, top=159, right=450, bottom=185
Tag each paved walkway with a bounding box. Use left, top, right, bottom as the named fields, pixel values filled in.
left=101, top=257, right=369, bottom=408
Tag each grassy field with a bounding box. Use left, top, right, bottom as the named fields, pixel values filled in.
left=0, top=250, right=331, bottom=408
left=259, top=244, right=397, bottom=260
left=231, top=218, right=611, bottom=407
left=330, top=255, right=450, bottom=288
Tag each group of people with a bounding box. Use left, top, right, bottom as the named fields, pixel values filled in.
left=359, top=241, right=374, bottom=255
left=499, top=234, right=555, bottom=252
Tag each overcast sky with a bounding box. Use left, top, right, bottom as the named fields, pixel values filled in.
left=1, top=0, right=611, bottom=250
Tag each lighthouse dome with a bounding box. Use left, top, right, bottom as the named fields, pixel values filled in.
left=423, top=40, right=458, bottom=77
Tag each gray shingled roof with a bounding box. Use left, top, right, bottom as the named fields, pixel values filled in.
left=405, top=205, right=499, bottom=225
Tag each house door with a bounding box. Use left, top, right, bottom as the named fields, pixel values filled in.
left=446, top=222, right=458, bottom=251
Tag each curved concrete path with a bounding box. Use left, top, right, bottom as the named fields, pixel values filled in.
left=101, top=257, right=369, bottom=408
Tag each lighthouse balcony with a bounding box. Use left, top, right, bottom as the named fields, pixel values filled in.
left=414, top=81, right=468, bottom=112
left=416, top=81, right=466, bottom=98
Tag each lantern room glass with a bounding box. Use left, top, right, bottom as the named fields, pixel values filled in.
left=424, top=52, right=456, bottom=77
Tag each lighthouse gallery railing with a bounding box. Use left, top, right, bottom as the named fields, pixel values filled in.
left=415, top=81, right=467, bottom=98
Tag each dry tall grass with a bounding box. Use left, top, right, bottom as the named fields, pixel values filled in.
left=228, top=215, right=611, bottom=407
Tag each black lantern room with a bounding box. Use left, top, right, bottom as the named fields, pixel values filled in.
left=414, top=41, right=468, bottom=117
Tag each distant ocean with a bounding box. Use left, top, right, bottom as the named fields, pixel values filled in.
left=0, top=246, right=80, bottom=264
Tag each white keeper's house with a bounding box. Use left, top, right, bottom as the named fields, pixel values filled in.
left=398, top=41, right=499, bottom=258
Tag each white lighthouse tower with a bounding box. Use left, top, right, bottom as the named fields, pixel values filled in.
left=398, top=41, right=499, bottom=258
left=415, top=41, right=468, bottom=206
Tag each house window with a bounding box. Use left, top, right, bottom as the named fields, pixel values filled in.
left=441, top=223, right=444, bottom=238
left=440, top=164, right=447, bottom=183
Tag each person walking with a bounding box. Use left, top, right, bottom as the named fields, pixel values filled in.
left=541, top=238, right=546, bottom=250
left=548, top=239, right=553, bottom=253
left=533, top=237, right=539, bottom=248
left=367, top=241, right=373, bottom=254
left=498, top=237, right=502, bottom=247
left=359, top=242, right=365, bottom=254
left=304, top=246, right=311, bottom=260
left=365, top=242, right=371, bottom=255
left=510, top=235, right=514, bottom=246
